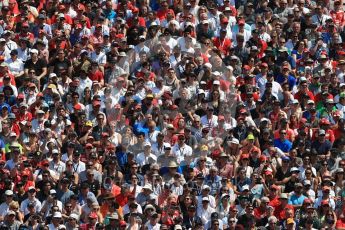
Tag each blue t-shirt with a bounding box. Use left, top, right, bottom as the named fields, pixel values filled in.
left=274, top=138, right=292, bottom=153
left=288, top=194, right=307, bottom=206
left=276, top=74, right=297, bottom=91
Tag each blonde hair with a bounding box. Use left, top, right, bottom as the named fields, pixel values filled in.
left=9, top=201, right=19, bottom=210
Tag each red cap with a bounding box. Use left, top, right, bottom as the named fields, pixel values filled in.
left=115, top=34, right=125, bottom=39
left=243, top=65, right=251, bottom=70
left=89, top=212, right=98, bottom=219
left=17, top=93, right=24, bottom=99
left=238, top=19, right=245, bottom=25
left=240, top=154, right=249, bottom=160
left=40, top=159, right=49, bottom=166
left=221, top=17, right=229, bottom=24
left=261, top=62, right=268, bottom=68
left=85, top=143, right=93, bottom=148
left=78, top=4, right=85, bottom=11
left=120, top=221, right=127, bottom=226
left=22, top=22, right=29, bottom=27
left=334, top=110, right=341, bottom=117
left=22, top=171, right=30, bottom=176
left=170, top=105, right=178, bottom=110
left=320, top=118, right=330, bottom=125
left=58, top=4, right=65, bottom=10
left=75, top=24, right=82, bottom=29
left=37, top=92, right=44, bottom=97
left=260, top=155, right=267, bottom=162
left=101, top=132, right=109, bottom=137
left=321, top=200, right=329, bottom=205
left=211, top=149, right=221, bottom=158
left=132, top=7, right=139, bottom=13
left=74, top=104, right=82, bottom=110
left=92, top=101, right=101, bottom=107
left=338, top=51, right=345, bottom=55
left=239, top=108, right=247, bottom=114
left=303, top=199, right=312, bottom=204
left=264, top=170, right=273, bottom=175
left=230, top=205, right=238, bottom=211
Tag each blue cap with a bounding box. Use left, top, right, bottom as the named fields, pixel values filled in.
left=282, top=156, right=290, bottom=161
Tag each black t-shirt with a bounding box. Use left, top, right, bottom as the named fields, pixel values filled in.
left=24, top=58, right=47, bottom=76
left=49, top=58, right=71, bottom=73
left=275, top=167, right=291, bottom=182
left=88, top=180, right=100, bottom=195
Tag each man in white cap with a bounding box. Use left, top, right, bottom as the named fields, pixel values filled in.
left=197, top=196, right=215, bottom=225
left=136, top=184, right=153, bottom=206
left=136, top=141, right=157, bottom=166
left=48, top=211, right=64, bottom=230
left=40, top=189, right=63, bottom=218
left=0, top=190, right=14, bottom=220
left=3, top=210, right=21, bottom=229
left=197, top=185, right=216, bottom=208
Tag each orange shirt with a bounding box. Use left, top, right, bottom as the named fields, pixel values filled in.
left=273, top=128, right=295, bottom=142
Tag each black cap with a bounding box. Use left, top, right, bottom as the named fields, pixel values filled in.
left=188, top=205, right=196, bottom=210
left=10, top=50, right=18, bottom=55
left=211, top=212, right=219, bottom=219
left=129, top=203, right=138, bottom=208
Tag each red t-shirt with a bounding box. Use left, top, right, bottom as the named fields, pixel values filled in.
left=89, top=70, right=104, bottom=82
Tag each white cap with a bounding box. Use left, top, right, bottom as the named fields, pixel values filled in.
left=0, top=38, right=6, bottom=42
left=290, top=167, right=300, bottom=173
left=260, top=118, right=270, bottom=123
left=299, top=77, right=307, bottom=83
left=212, top=71, right=221, bottom=76
left=10, top=132, right=16, bottom=137
left=230, top=139, right=239, bottom=144
left=69, top=213, right=79, bottom=220
left=58, top=225, right=66, bottom=230
left=292, top=99, right=299, bottom=104
left=201, top=20, right=209, bottom=24
left=52, top=149, right=59, bottom=154
left=202, top=185, right=210, bottom=190
left=198, top=89, right=205, bottom=94
left=204, top=63, right=212, bottom=69
left=5, top=190, right=13, bottom=196
left=50, top=189, right=57, bottom=194
left=66, top=120, right=72, bottom=126
left=307, top=100, right=315, bottom=104
left=213, top=80, right=220, bottom=85
left=163, top=143, right=171, bottom=149
left=30, top=49, right=38, bottom=54
left=144, top=141, right=151, bottom=147
left=49, top=73, right=57, bottom=78
left=202, top=196, right=209, bottom=201
left=174, top=225, right=183, bottom=230
left=53, top=212, right=62, bottom=218
left=242, top=185, right=250, bottom=191
left=142, top=184, right=153, bottom=191
left=304, top=180, right=311, bottom=185
left=58, top=13, right=65, bottom=18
